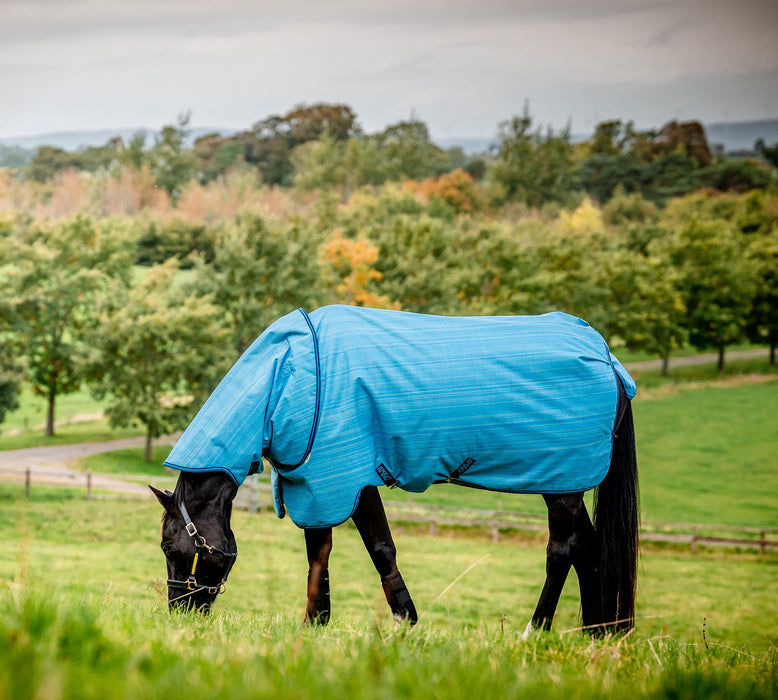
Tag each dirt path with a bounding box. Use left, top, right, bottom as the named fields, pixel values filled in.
left=0, top=435, right=179, bottom=495
left=624, top=347, right=770, bottom=371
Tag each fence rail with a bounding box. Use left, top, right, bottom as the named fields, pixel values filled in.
left=3, top=467, right=777, bottom=555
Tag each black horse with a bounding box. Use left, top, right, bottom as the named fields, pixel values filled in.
left=150, top=307, right=639, bottom=635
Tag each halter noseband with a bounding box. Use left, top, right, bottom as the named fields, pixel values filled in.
left=166, top=494, right=238, bottom=601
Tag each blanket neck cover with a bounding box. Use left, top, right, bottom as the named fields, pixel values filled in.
left=164, top=305, right=636, bottom=529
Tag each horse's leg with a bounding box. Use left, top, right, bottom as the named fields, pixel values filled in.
left=525, top=493, right=581, bottom=635
left=568, top=499, right=604, bottom=632
left=304, top=527, right=333, bottom=624
left=351, top=485, right=418, bottom=623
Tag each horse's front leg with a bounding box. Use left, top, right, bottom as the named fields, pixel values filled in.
left=352, top=485, right=418, bottom=624
left=304, top=527, right=333, bottom=624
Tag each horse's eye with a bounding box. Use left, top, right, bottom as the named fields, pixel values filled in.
left=161, top=541, right=173, bottom=555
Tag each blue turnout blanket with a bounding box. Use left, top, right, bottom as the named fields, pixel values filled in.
left=164, top=305, right=636, bottom=529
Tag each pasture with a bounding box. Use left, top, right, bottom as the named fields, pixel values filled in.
left=0, top=371, right=776, bottom=698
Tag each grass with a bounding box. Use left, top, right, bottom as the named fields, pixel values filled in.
left=1, top=354, right=777, bottom=697
left=0, top=385, right=143, bottom=450
left=0, top=487, right=776, bottom=699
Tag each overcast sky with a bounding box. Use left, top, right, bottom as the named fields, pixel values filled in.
left=1, top=0, right=776, bottom=140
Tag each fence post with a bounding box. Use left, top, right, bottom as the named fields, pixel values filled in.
left=760, top=530, right=766, bottom=557
left=492, top=512, right=499, bottom=543
left=86, top=470, right=92, bottom=501
left=691, top=526, right=697, bottom=554
left=429, top=506, right=437, bottom=537
left=25, top=467, right=31, bottom=497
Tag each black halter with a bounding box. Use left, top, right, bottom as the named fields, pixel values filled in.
left=166, top=494, right=238, bottom=600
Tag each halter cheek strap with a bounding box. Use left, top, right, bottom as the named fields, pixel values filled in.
left=167, top=496, right=238, bottom=600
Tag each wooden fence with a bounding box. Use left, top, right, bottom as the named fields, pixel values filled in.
left=3, top=467, right=777, bottom=555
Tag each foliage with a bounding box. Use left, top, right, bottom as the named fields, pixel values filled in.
left=0, top=216, right=133, bottom=435
left=147, top=113, right=198, bottom=203
left=665, top=219, right=755, bottom=367
left=745, top=227, right=778, bottom=362
left=321, top=234, right=398, bottom=309
left=87, top=260, right=232, bottom=459
left=190, top=212, right=324, bottom=355
left=135, top=218, right=215, bottom=267
left=489, top=104, right=575, bottom=208
left=404, top=169, right=486, bottom=214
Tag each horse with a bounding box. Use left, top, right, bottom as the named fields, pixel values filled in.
left=151, top=305, right=639, bottom=634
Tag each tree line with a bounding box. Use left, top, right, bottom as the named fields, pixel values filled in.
left=1, top=177, right=776, bottom=455
left=8, top=102, right=778, bottom=208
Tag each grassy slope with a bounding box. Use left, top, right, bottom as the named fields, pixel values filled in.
left=0, top=489, right=776, bottom=699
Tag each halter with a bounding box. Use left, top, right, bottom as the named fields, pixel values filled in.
left=166, top=494, right=238, bottom=602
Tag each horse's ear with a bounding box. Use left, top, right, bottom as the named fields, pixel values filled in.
left=149, top=485, right=175, bottom=512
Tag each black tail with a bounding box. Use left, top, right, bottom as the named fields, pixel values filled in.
left=592, top=395, right=639, bottom=633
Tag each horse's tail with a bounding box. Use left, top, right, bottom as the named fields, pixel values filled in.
left=592, top=393, right=639, bottom=633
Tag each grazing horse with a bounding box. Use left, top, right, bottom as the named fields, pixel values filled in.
left=151, top=305, right=638, bottom=633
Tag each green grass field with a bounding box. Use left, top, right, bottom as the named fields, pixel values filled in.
left=1, top=362, right=777, bottom=698
left=0, top=487, right=776, bottom=699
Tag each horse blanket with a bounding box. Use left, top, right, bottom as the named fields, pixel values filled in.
left=164, top=305, right=636, bottom=529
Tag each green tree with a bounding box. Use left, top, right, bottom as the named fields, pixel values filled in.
left=489, top=104, right=575, bottom=207
left=89, top=261, right=231, bottom=460
left=148, top=113, right=197, bottom=202
left=28, top=146, right=81, bottom=182
left=191, top=213, right=324, bottom=355
left=291, top=131, right=347, bottom=192
left=668, top=219, right=754, bottom=370
left=0, top=301, right=23, bottom=434
left=1, top=216, right=133, bottom=435
left=745, top=227, right=778, bottom=363
left=604, top=246, right=686, bottom=375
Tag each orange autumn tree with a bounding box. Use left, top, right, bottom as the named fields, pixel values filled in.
left=322, top=234, right=399, bottom=309
left=404, top=168, right=485, bottom=213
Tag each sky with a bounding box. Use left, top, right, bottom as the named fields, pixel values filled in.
left=1, top=0, right=777, bottom=141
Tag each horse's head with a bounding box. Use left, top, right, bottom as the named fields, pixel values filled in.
left=150, top=472, right=238, bottom=613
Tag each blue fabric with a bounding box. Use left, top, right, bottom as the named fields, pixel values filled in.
left=164, top=305, right=636, bottom=529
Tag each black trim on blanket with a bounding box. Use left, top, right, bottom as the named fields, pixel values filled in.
left=296, top=308, right=322, bottom=467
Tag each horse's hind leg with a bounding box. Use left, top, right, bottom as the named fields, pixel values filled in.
left=526, top=494, right=575, bottom=634
left=352, top=485, right=418, bottom=623
left=304, top=527, right=333, bottom=624
left=568, top=498, right=603, bottom=632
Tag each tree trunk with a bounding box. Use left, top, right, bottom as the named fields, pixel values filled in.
left=46, top=386, right=56, bottom=437
left=717, top=346, right=725, bottom=372
left=662, top=349, right=671, bottom=377
left=145, top=429, right=153, bottom=462
left=771, top=343, right=776, bottom=366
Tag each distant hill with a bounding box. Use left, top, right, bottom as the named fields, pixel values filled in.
left=705, top=119, right=778, bottom=153
left=0, top=127, right=235, bottom=152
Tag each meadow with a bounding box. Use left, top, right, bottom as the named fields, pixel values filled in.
left=0, top=364, right=776, bottom=698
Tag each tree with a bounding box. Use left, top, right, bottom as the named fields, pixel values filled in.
left=368, top=120, right=450, bottom=183
left=89, top=261, right=232, bottom=460
left=667, top=219, right=754, bottom=370
left=489, top=103, right=575, bottom=208
left=1, top=216, right=133, bottom=435
left=191, top=213, right=324, bottom=355
left=745, top=228, right=778, bottom=364
left=0, top=301, right=23, bottom=434
left=28, top=146, right=81, bottom=182
left=148, top=113, right=197, bottom=202
left=604, top=246, right=687, bottom=375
